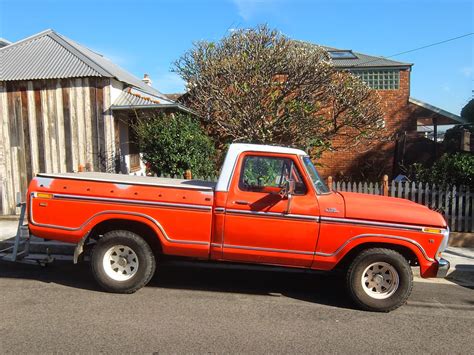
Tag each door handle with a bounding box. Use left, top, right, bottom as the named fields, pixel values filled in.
left=234, top=200, right=249, bottom=205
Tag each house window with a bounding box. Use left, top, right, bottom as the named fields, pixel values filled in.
left=328, top=50, right=358, bottom=59
left=350, top=69, right=400, bottom=90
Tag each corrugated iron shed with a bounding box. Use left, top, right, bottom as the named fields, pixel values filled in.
left=0, top=29, right=171, bottom=101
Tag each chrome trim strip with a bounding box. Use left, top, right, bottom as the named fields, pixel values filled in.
left=320, top=216, right=424, bottom=231
left=29, top=194, right=209, bottom=246
left=223, top=244, right=314, bottom=255
left=214, top=207, right=225, bottom=213
left=49, top=192, right=212, bottom=211
left=314, top=233, right=434, bottom=262
left=222, top=234, right=433, bottom=262
left=225, top=208, right=319, bottom=221
left=210, top=243, right=222, bottom=248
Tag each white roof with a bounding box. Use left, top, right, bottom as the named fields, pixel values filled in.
left=229, top=143, right=307, bottom=156
left=215, top=143, right=308, bottom=192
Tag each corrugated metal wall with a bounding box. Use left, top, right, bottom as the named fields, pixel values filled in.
left=0, top=77, right=116, bottom=215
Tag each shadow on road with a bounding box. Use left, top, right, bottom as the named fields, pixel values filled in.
left=446, top=264, right=474, bottom=290
left=0, top=259, right=355, bottom=310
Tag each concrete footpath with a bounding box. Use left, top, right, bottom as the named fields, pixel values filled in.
left=1, top=218, right=473, bottom=286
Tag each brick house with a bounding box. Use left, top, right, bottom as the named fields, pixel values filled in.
left=317, top=47, right=465, bottom=180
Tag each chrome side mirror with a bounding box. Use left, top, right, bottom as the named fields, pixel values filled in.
left=279, top=179, right=295, bottom=199
left=280, top=179, right=295, bottom=214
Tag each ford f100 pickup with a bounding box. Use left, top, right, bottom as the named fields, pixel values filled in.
left=27, top=143, right=450, bottom=312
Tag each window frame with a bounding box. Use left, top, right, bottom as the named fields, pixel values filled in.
left=237, top=155, right=308, bottom=196
left=350, top=69, right=400, bottom=90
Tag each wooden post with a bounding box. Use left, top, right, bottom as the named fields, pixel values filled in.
left=382, top=175, right=389, bottom=196
left=327, top=176, right=333, bottom=190
left=184, top=169, right=192, bottom=180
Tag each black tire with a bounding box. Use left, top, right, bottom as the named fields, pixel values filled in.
left=346, top=248, right=413, bottom=312
left=90, top=230, right=156, bottom=294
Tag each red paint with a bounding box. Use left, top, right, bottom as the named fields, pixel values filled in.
left=28, top=149, right=448, bottom=278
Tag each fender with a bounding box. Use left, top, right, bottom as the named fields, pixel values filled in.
left=312, top=233, right=433, bottom=272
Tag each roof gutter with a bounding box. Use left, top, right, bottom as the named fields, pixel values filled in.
left=111, top=103, right=197, bottom=115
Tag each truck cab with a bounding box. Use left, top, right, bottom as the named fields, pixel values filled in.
left=27, top=143, right=450, bottom=312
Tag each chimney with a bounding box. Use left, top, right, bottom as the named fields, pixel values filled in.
left=142, top=73, right=152, bottom=86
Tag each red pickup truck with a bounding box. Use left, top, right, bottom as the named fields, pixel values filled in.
left=27, top=143, right=450, bottom=312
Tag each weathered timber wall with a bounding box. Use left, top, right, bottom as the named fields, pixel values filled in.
left=0, top=77, right=115, bottom=215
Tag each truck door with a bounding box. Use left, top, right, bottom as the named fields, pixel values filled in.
left=222, top=153, right=320, bottom=267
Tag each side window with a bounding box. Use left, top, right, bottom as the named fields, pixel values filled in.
left=239, top=156, right=307, bottom=194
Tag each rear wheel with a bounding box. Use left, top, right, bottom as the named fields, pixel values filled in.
left=346, top=248, right=413, bottom=312
left=91, top=230, right=156, bottom=293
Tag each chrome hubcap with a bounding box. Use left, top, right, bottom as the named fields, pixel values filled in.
left=103, top=245, right=139, bottom=282
left=361, top=262, right=399, bottom=299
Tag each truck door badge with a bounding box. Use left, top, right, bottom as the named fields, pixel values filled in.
left=325, top=207, right=339, bottom=213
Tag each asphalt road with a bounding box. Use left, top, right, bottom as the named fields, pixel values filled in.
left=0, top=260, right=473, bottom=354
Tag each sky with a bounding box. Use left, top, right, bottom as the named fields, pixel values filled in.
left=0, top=0, right=472, bottom=115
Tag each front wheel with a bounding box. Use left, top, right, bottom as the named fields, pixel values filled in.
left=91, top=230, right=156, bottom=293
left=346, top=248, right=413, bottom=312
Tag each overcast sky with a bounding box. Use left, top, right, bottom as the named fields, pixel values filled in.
left=1, top=0, right=472, bottom=115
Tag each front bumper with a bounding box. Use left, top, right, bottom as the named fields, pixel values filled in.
left=436, top=258, right=450, bottom=278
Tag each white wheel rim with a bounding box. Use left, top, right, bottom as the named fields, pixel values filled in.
left=361, top=262, right=399, bottom=300
left=103, top=245, right=139, bottom=282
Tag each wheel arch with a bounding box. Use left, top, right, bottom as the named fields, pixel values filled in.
left=74, top=215, right=165, bottom=263
left=89, top=218, right=163, bottom=254
left=335, top=241, right=421, bottom=271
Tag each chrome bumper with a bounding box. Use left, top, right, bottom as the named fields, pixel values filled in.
left=436, top=258, right=450, bottom=278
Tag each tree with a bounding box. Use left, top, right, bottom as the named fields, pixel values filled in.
left=174, top=25, right=384, bottom=156
left=461, top=98, right=474, bottom=123
left=410, top=153, right=474, bottom=188
left=134, top=113, right=216, bottom=177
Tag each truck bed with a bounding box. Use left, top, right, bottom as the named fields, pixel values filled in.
left=37, top=172, right=216, bottom=191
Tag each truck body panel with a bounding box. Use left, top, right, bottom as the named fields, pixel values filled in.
left=27, top=144, right=449, bottom=281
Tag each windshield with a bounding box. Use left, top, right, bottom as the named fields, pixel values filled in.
left=302, top=156, right=330, bottom=194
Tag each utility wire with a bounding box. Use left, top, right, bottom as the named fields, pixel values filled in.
left=346, top=32, right=474, bottom=68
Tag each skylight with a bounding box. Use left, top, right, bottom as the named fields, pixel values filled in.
left=328, top=50, right=358, bottom=59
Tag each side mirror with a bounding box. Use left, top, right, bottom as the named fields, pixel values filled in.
left=279, top=179, right=295, bottom=199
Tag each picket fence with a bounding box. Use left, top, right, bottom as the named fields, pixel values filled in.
left=330, top=180, right=473, bottom=233
left=146, top=172, right=473, bottom=233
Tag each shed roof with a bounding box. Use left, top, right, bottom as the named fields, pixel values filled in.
left=111, top=86, right=194, bottom=114
left=409, top=97, right=465, bottom=125
left=0, top=29, right=170, bottom=101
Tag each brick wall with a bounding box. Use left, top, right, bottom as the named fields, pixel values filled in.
left=317, top=69, right=418, bottom=180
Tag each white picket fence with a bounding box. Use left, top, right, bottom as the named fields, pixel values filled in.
left=331, top=180, right=473, bottom=232
left=146, top=172, right=473, bottom=233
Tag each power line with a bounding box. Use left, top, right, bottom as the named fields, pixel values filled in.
left=347, top=32, right=474, bottom=68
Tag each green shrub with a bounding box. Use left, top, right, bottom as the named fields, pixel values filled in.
left=410, top=153, right=474, bottom=188
left=134, top=113, right=217, bottom=178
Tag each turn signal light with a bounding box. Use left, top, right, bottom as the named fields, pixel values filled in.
left=36, top=193, right=53, bottom=199
left=422, top=227, right=443, bottom=234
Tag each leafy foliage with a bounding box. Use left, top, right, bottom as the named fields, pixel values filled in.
left=461, top=99, right=474, bottom=123
left=174, top=25, right=385, bottom=156
left=410, top=153, right=474, bottom=188
left=134, top=113, right=217, bottom=177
